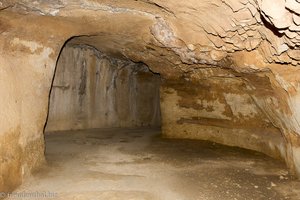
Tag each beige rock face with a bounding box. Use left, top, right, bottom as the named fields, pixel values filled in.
left=160, top=71, right=286, bottom=161
left=1, top=0, right=300, bottom=193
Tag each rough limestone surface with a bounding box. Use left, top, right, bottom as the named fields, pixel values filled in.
left=1, top=0, right=300, bottom=192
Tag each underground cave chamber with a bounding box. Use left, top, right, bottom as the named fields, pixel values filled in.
left=38, top=40, right=297, bottom=200
left=44, top=37, right=287, bottom=166
left=3, top=1, right=300, bottom=199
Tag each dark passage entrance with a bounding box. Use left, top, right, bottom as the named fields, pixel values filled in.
left=45, top=43, right=161, bottom=132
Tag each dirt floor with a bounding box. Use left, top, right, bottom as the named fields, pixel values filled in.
left=6, top=128, right=300, bottom=200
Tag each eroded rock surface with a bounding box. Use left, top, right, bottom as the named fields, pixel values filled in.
left=1, top=0, right=300, bottom=193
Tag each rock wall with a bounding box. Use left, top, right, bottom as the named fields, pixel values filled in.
left=160, top=68, right=286, bottom=160
left=46, top=45, right=161, bottom=131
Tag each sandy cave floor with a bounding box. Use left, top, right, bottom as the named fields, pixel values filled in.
left=7, top=128, right=300, bottom=200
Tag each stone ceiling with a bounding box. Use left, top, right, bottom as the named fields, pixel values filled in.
left=1, top=0, right=300, bottom=68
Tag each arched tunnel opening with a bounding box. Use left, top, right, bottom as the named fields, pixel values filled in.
left=45, top=39, right=161, bottom=132
left=30, top=38, right=295, bottom=200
